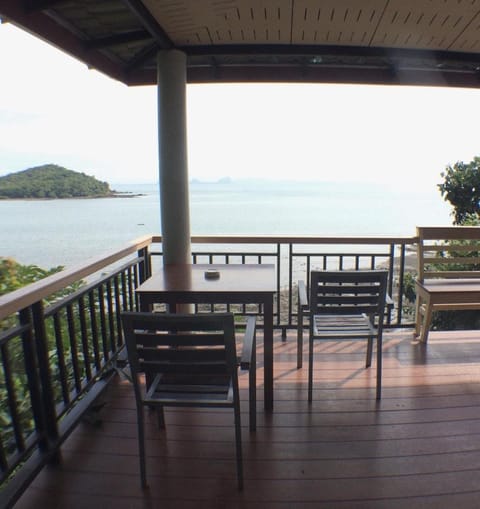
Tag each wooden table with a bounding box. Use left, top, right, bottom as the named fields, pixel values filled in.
left=135, top=263, right=276, bottom=411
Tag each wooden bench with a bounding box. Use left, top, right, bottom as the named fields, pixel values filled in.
left=415, top=226, right=480, bottom=343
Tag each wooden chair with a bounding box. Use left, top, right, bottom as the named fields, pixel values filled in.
left=120, top=312, right=256, bottom=490
left=298, top=270, right=388, bottom=401
left=415, top=226, right=480, bottom=343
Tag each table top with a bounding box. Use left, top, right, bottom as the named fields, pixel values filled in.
left=136, top=264, right=276, bottom=295
left=418, top=278, right=480, bottom=293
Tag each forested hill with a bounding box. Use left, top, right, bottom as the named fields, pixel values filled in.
left=0, top=164, right=113, bottom=199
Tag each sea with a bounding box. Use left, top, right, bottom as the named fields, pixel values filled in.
left=0, top=179, right=452, bottom=270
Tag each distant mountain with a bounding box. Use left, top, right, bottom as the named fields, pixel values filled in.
left=190, top=176, right=233, bottom=184
left=0, top=164, right=113, bottom=199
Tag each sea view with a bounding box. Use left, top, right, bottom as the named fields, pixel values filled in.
left=0, top=179, right=452, bottom=270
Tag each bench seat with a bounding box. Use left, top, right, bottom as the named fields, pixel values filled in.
left=415, top=227, right=480, bottom=343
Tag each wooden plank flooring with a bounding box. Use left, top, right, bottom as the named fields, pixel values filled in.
left=14, top=328, right=480, bottom=508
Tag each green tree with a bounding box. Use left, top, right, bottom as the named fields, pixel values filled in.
left=0, top=258, right=64, bottom=296
left=0, top=164, right=112, bottom=199
left=438, top=157, right=480, bottom=224
left=0, top=259, right=87, bottom=447
left=0, top=258, right=69, bottom=332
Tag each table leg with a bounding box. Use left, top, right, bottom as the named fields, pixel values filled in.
left=138, top=296, right=149, bottom=312
left=263, top=296, right=274, bottom=411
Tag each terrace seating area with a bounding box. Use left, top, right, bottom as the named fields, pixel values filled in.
left=4, top=234, right=480, bottom=507
left=14, top=327, right=480, bottom=509
left=5, top=2, right=480, bottom=506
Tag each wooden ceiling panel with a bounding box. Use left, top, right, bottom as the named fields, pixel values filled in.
left=54, top=0, right=142, bottom=39
left=143, top=0, right=292, bottom=45
left=291, top=0, right=386, bottom=45
left=372, top=0, right=480, bottom=51
left=221, top=1, right=292, bottom=44
left=449, top=11, right=480, bottom=53
left=5, top=0, right=480, bottom=86
left=141, top=0, right=204, bottom=44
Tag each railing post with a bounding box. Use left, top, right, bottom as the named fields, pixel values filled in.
left=18, top=308, right=46, bottom=451
left=383, top=243, right=395, bottom=326
left=19, top=303, right=60, bottom=462
left=137, top=246, right=151, bottom=283
left=276, top=242, right=284, bottom=337
left=31, top=302, right=60, bottom=461
left=288, top=243, right=294, bottom=331
left=396, top=243, right=406, bottom=325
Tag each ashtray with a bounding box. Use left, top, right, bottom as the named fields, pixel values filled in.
left=204, top=269, right=220, bottom=280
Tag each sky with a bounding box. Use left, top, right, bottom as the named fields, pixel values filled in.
left=2, top=22, right=480, bottom=190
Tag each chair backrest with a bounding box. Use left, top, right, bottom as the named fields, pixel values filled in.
left=309, top=270, right=388, bottom=316
left=417, top=226, right=480, bottom=282
left=121, top=312, right=239, bottom=392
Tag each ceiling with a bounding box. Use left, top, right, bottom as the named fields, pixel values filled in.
left=3, top=0, right=480, bottom=87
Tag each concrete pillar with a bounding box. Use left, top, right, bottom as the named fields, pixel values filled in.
left=157, top=50, right=191, bottom=265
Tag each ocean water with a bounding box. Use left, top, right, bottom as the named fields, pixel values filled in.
left=0, top=180, right=452, bottom=269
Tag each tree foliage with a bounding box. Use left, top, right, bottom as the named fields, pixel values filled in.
left=438, top=157, right=480, bottom=224
left=0, top=164, right=112, bottom=199
left=0, top=258, right=73, bottom=332
left=0, top=259, right=87, bottom=447
left=1, top=257, right=85, bottom=333
left=0, top=258, right=64, bottom=296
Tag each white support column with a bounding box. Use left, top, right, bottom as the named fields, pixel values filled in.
left=157, top=49, right=191, bottom=265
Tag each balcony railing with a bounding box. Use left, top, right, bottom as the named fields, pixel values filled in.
left=0, top=233, right=416, bottom=508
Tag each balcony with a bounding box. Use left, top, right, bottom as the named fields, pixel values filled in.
left=3, top=234, right=480, bottom=508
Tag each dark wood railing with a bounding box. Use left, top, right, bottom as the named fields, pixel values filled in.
left=151, top=234, right=415, bottom=333
left=0, top=235, right=152, bottom=509
left=0, top=233, right=416, bottom=508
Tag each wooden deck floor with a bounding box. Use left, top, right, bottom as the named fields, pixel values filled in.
left=14, top=328, right=480, bottom=508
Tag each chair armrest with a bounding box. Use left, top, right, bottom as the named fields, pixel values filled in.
left=298, top=280, right=308, bottom=309
left=240, top=316, right=256, bottom=370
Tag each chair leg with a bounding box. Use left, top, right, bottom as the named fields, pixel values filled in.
left=137, top=406, right=148, bottom=488
left=297, top=307, right=303, bottom=369
left=233, top=400, right=243, bottom=490
left=419, top=300, right=433, bottom=344
left=249, top=344, right=257, bottom=432
left=366, top=314, right=374, bottom=368
left=414, top=295, right=423, bottom=337
left=376, top=334, right=383, bottom=400
left=156, top=406, right=166, bottom=429
left=366, top=335, right=373, bottom=368
left=308, top=332, right=314, bottom=403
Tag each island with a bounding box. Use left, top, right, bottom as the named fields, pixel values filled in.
left=0, top=164, right=115, bottom=199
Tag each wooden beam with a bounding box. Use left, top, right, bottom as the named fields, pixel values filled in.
left=24, top=0, right=66, bottom=13
left=183, top=43, right=480, bottom=67
left=125, top=42, right=158, bottom=73
left=0, top=0, right=128, bottom=83
left=121, top=0, right=173, bottom=49
left=86, top=29, right=152, bottom=50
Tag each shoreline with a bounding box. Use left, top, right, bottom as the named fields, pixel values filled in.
left=0, top=192, right=146, bottom=201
